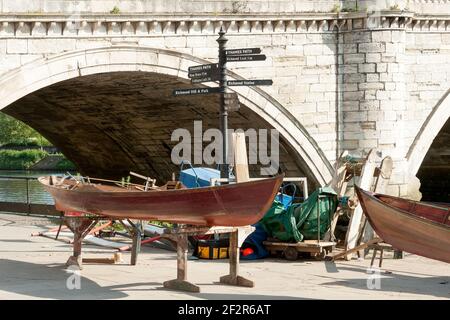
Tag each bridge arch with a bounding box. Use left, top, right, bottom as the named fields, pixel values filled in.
left=0, top=46, right=333, bottom=185
left=407, top=88, right=450, bottom=176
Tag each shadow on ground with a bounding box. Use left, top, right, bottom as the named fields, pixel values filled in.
left=184, top=292, right=307, bottom=300
left=0, top=259, right=128, bottom=299
left=321, top=264, right=450, bottom=299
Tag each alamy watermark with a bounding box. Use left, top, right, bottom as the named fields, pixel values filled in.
left=171, top=121, right=280, bottom=176
left=366, top=266, right=381, bottom=290
left=66, top=265, right=81, bottom=290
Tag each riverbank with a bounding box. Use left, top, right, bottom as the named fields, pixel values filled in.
left=0, top=149, right=75, bottom=171
left=0, top=213, right=448, bottom=300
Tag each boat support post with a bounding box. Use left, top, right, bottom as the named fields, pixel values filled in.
left=219, top=228, right=254, bottom=288
left=162, top=226, right=255, bottom=293
left=163, top=233, right=200, bottom=293
left=118, top=220, right=142, bottom=265
left=64, top=216, right=98, bottom=270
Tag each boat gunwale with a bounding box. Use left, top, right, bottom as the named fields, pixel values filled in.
left=375, top=191, right=450, bottom=212
left=355, top=186, right=450, bottom=232
left=38, top=174, right=284, bottom=197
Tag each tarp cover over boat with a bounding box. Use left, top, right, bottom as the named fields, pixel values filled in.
left=259, top=187, right=338, bottom=242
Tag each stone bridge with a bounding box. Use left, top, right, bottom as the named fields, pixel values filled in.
left=0, top=0, right=449, bottom=201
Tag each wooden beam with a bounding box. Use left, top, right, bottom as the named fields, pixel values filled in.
left=233, top=132, right=250, bottom=183
left=344, top=149, right=379, bottom=260
left=362, top=156, right=393, bottom=243
left=331, top=238, right=382, bottom=261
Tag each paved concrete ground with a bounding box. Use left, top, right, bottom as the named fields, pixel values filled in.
left=0, top=214, right=448, bottom=300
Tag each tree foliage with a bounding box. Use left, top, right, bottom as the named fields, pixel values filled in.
left=0, top=112, right=51, bottom=146
left=0, top=149, right=48, bottom=169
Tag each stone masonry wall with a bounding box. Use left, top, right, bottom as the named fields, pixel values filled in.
left=1, top=0, right=449, bottom=14
left=0, top=12, right=449, bottom=197
left=0, top=19, right=341, bottom=173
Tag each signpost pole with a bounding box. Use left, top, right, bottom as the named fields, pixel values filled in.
left=217, top=28, right=229, bottom=179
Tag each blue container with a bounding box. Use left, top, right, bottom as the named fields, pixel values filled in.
left=275, top=193, right=293, bottom=209
left=180, top=167, right=221, bottom=188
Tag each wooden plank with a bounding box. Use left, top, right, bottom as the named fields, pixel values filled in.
left=331, top=237, right=382, bottom=261
left=362, top=156, right=393, bottom=243
left=324, top=150, right=349, bottom=241
left=263, top=241, right=336, bottom=248
left=82, top=253, right=122, bottom=264
left=233, top=132, right=250, bottom=183
left=343, top=149, right=378, bottom=260
left=220, top=230, right=254, bottom=287
left=163, top=225, right=253, bottom=236
left=163, top=233, right=200, bottom=293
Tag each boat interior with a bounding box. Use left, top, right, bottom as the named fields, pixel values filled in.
left=376, top=194, right=450, bottom=226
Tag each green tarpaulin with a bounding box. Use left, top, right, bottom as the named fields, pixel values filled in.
left=260, top=187, right=338, bottom=242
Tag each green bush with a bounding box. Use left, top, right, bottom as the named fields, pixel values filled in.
left=55, top=158, right=76, bottom=171
left=110, top=6, right=120, bottom=14
left=0, top=113, right=51, bottom=147
left=0, top=149, right=48, bottom=170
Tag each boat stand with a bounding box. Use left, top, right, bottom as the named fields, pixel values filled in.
left=118, top=219, right=142, bottom=265
left=62, top=216, right=143, bottom=268
left=63, top=216, right=98, bottom=269
left=161, top=225, right=255, bottom=293
left=369, top=242, right=398, bottom=268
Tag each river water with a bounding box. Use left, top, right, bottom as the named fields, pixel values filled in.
left=0, top=171, right=67, bottom=205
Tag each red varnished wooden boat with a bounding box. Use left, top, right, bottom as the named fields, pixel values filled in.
left=39, top=175, right=283, bottom=227
left=355, top=186, right=450, bottom=263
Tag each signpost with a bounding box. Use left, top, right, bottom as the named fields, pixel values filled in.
left=224, top=92, right=240, bottom=112
left=173, top=29, right=273, bottom=179
left=188, top=63, right=218, bottom=73
left=226, top=48, right=261, bottom=56
left=172, top=87, right=220, bottom=96
left=190, top=77, right=218, bottom=84
left=227, top=80, right=273, bottom=86
left=226, top=54, right=266, bottom=62
left=188, top=64, right=220, bottom=84
left=217, top=28, right=229, bottom=179
left=188, top=70, right=219, bottom=78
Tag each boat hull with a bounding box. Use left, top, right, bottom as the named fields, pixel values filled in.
left=355, top=186, right=450, bottom=264
left=39, top=175, right=283, bottom=227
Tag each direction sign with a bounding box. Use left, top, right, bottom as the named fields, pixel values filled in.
left=191, top=76, right=219, bottom=84
left=227, top=79, right=273, bottom=86
left=188, top=63, right=219, bottom=73
left=173, top=87, right=220, bottom=96
left=226, top=48, right=261, bottom=56
left=226, top=54, right=266, bottom=62
left=188, top=70, right=220, bottom=79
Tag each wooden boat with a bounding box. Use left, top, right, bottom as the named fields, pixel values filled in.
left=38, top=175, right=283, bottom=227
left=355, top=186, right=450, bottom=263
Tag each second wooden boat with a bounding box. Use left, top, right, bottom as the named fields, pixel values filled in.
left=39, top=174, right=283, bottom=227
left=355, top=186, right=450, bottom=263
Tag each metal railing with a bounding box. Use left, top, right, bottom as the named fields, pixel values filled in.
left=0, top=175, right=60, bottom=217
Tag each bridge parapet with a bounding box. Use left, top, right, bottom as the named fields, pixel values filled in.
left=0, top=6, right=449, bottom=199
left=0, top=12, right=449, bottom=38
left=1, top=0, right=449, bottom=14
